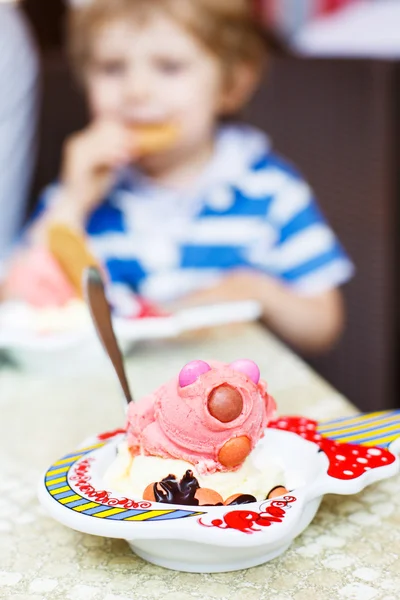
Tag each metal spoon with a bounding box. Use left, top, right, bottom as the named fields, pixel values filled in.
left=84, top=266, right=133, bottom=405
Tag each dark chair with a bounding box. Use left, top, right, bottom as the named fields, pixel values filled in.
left=245, top=58, right=399, bottom=411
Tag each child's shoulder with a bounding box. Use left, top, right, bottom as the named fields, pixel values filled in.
left=218, top=124, right=309, bottom=187
left=252, top=150, right=305, bottom=182
left=213, top=125, right=313, bottom=214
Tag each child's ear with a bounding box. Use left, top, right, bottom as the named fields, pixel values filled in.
left=219, top=61, right=262, bottom=115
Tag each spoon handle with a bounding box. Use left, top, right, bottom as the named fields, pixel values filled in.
left=84, top=267, right=133, bottom=404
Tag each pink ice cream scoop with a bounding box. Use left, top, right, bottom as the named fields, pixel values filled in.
left=4, top=247, right=76, bottom=307
left=126, top=359, right=276, bottom=475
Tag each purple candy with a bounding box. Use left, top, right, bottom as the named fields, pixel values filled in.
left=179, top=360, right=211, bottom=388
left=229, top=359, right=260, bottom=384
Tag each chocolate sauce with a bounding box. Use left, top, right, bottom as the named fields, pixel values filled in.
left=153, top=470, right=200, bottom=505
left=227, top=494, right=257, bottom=505
left=152, top=471, right=258, bottom=506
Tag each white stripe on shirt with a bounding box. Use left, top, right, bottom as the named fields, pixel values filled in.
left=271, top=224, right=336, bottom=272
left=237, top=168, right=289, bottom=198
left=181, top=218, right=276, bottom=246
left=291, top=259, right=355, bottom=296
left=90, top=233, right=181, bottom=272
left=268, top=180, right=312, bottom=225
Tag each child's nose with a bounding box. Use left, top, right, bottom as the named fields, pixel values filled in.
left=125, top=69, right=152, bottom=104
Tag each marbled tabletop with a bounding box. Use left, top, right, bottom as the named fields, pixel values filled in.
left=1, top=324, right=399, bottom=600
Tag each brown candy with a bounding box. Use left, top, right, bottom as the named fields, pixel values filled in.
left=194, top=488, right=223, bottom=506
left=218, top=436, right=251, bottom=468
left=207, top=385, right=243, bottom=423
left=267, top=486, right=288, bottom=499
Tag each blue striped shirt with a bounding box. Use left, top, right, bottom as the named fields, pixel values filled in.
left=39, top=125, right=354, bottom=303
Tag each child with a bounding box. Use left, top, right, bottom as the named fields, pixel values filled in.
left=2, top=0, right=354, bottom=352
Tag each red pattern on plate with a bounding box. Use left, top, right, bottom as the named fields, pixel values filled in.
left=269, top=416, right=396, bottom=480
left=198, top=496, right=297, bottom=534
left=134, top=297, right=170, bottom=319
left=70, top=458, right=152, bottom=509
left=97, top=428, right=126, bottom=441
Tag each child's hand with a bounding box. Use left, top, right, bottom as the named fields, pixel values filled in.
left=28, top=121, right=139, bottom=244
left=2, top=247, right=76, bottom=308
left=57, top=120, right=134, bottom=218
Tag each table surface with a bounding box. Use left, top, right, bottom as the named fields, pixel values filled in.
left=1, top=323, right=399, bottom=600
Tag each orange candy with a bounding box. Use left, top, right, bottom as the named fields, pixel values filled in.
left=218, top=436, right=252, bottom=468
left=224, top=494, right=242, bottom=505
left=194, top=488, right=223, bottom=506
left=142, top=483, right=157, bottom=502
left=267, top=486, right=288, bottom=499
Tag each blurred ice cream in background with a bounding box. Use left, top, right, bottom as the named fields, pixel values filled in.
left=294, top=1, right=400, bottom=58
left=257, top=0, right=400, bottom=58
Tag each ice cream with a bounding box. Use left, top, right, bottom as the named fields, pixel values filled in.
left=2, top=224, right=97, bottom=311
left=106, top=439, right=285, bottom=504
left=126, top=359, right=276, bottom=474
left=105, top=359, right=287, bottom=505
left=1, top=224, right=165, bottom=335
left=0, top=298, right=91, bottom=335
left=3, top=247, right=76, bottom=308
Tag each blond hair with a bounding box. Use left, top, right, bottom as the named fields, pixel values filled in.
left=68, top=0, right=269, bottom=80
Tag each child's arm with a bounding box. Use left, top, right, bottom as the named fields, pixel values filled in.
left=175, top=270, right=344, bottom=353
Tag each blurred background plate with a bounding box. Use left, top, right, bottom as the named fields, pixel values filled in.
left=0, top=300, right=262, bottom=374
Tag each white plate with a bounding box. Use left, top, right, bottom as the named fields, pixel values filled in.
left=38, top=416, right=400, bottom=573
left=0, top=300, right=262, bottom=373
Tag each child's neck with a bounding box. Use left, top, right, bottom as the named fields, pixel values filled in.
left=138, top=137, right=215, bottom=190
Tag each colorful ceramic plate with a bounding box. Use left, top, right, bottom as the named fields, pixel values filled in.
left=38, top=411, right=400, bottom=573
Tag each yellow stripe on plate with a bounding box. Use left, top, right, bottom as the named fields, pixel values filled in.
left=73, top=502, right=100, bottom=512
left=94, top=507, right=126, bottom=519
left=328, top=422, right=400, bottom=444
left=319, top=416, right=400, bottom=437
left=124, top=510, right=174, bottom=521
left=53, top=455, right=83, bottom=466
left=78, top=442, right=105, bottom=453
left=59, top=494, right=82, bottom=505
left=46, top=476, right=67, bottom=486
left=355, top=433, right=399, bottom=447
left=318, top=411, right=395, bottom=431
left=50, top=486, right=71, bottom=496
left=46, top=466, right=70, bottom=476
